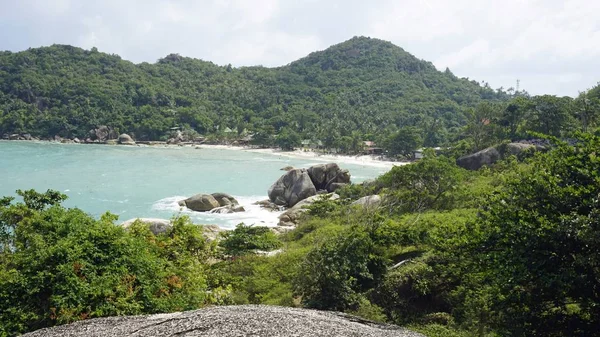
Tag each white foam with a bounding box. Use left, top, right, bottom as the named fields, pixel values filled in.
left=151, top=195, right=283, bottom=230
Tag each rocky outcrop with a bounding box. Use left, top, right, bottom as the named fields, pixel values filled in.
left=268, top=163, right=351, bottom=207
left=88, top=125, right=117, bottom=142
left=352, top=195, right=382, bottom=210
left=254, top=199, right=284, bottom=211
left=22, top=305, right=424, bottom=337
left=118, top=133, right=136, bottom=145
left=307, top=163, right=350, bottom=192
left=180, top=194, right=221, bottom=212
left=278, top=193, right=339, bottom=227
left=211, top=193, right=239, bottom=207
left=280, top=165, right=295, bottom=171
left=456, top=147, right=501, bottom=170
left=202, top=224, right=225, bottom=241
left=457, top=142, right=540, bottom=170
left=121, top=218, right=172, bottom=235
left=268, top=169, right=317, bottom=207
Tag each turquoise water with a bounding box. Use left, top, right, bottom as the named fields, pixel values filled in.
left=0, top=141, right=390, bottom=229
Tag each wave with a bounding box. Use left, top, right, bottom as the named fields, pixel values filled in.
left=151, top=195, right=283, bottom=230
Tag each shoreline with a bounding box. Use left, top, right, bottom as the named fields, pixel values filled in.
left=1, top=138, right=410, bottom=169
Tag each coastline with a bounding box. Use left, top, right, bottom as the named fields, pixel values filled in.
left=1, top=138, right=410, bottom=169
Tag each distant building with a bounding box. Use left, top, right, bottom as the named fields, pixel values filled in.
left=363, top=141, right=383, bottom=155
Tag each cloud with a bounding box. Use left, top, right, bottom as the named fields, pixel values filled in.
left=0, top=0, right=598, bottom=96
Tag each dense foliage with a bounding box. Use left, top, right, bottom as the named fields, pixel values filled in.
left=0, top=37, right=510, bottom=152
left=0, top=191, right=218, bottom=336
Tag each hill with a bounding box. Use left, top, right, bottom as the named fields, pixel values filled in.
left=0, top=37, right=508, bottom=148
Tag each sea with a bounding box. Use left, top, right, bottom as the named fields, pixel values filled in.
left=0, top=141, right=391, bottom=229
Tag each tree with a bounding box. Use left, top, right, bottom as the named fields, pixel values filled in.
left=463, top=102, right=501, bottom=151
left=275, top=127, right=300, bottom=151
left=0, top=190, right=214, bottom=336
left=472, top=134, right=600, bottom=336
left=385, top=127, right=422, bottom=158
left=526, top=95, right=574, bottom=137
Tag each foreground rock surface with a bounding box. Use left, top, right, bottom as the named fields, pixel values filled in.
left=23, top=305, right=424, bottom=337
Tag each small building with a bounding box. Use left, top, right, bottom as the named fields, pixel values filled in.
left=363, top=141, right=383, bottom=155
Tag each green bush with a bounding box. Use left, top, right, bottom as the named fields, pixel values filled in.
left=0, top=190, right=213, bottom=336
left=219, top=224, right=282, bottom=256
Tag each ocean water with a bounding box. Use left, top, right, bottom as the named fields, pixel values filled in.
left=0, top=141, right=390, bottom=229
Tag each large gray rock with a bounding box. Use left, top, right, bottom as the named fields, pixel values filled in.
left=118, top=133, right=136, bottom=145
left=456, top=147, right=501, bottom=170
left=352, top=195, right=382, bottom=210
left=278, top=193, right=339, bottom=227
left=22, top=305, right=424, bottom=337
left=307, top=163, right=351, bottom=192
left=89, top=125, right=117, bottom=142
left=268, top=169, right=317, bottom=207
left=121, top=218, right=172, bottom=235
left=211, top=193, right=239, bottom=207
left=504, top=142, right=536, bottom=156
left=181, top=194, right=221, bottom=212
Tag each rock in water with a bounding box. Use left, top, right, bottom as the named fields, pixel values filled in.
left=307, top=163, right=351, bottom=192
left=181, top=194, right=221, bottom=212
left=210, top=193, right=239, bottom=207
left=118, top=133, right=136, bottom=145
left=22, top=305, right=425, bottom=337
left=268, top=169, right=317, bottom=207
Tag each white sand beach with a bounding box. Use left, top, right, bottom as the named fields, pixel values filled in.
left=195, top=144, right=409, bottom=169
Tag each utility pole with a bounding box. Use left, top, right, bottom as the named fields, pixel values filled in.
left=516, top=79, right=520, bottom=96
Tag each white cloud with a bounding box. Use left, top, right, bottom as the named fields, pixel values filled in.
left=0, top=0, right=598, bottom=96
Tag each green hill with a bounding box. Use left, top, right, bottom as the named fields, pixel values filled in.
left=0, top=36, right=508, bottom=146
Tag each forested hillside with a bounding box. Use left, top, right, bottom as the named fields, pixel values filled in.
left=0, top=37, right=509, bottom=149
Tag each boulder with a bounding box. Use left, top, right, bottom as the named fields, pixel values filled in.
left=89, top=125, right=117, bottom=142
left=73, top=137, right=81, bottom=143
left=504, top=142, right=536, bottom=156
left=181, top=194, right=221, bottom=212
left=254, top=199, right=284, bottom=212
left=22, top=305, right=425, bottom=337
left=278, top=193, right=339, bottom=227
left=118, top=133, right=136, bottom=145
left=202, top=224, right=225, bottom=241
left=280, top=165, right=295, bottom=171
left=327, top=182, right=347, bottom=192
left=268, top=169, right=317, bottom=207
left=307, top=163, right=351, bottom=192
left=211, top=193, right=239, bottom=207
left=456, top=147, right=501, bottom=170
left=209, top=205, right=245, bottom=214
left=121, top=218, right=172, bottom=235
left=351, top=195, right=382, bottom=210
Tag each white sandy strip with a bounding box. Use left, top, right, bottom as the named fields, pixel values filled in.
left=195, top=144, right=409, bottom=169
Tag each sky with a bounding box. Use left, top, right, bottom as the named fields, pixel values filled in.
left=0, top=0, right=598, bottom=97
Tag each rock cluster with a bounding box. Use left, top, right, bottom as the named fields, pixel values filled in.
left=22, top=305, right=424, bottom=337
left=268, top=163, right=350, bottom=207
left=179, top=193, right=244, bottom=214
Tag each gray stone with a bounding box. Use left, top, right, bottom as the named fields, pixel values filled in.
left=278, top=193, right=339, bottom=227
left=211, top=193, right=239, bottom=207
left=121, top=218, right=172, bottom=235
left=352, top=195, right=382, bottom=210
left=456, top=147, right=501, bottom=170
left=307, top=163, right=351, bottom=192
left=182, top=194, right=221, bottom=212
left=504, top=142, right=535, bottom=156
left=202, top=224, right=225, bottom=241
left=280, top=165, right=295, bottom=171
left=268, top=169, right=317, bottom=207
left=118, top=133, right=136, bottom=145
left=22, top=305, right=424, bottom=337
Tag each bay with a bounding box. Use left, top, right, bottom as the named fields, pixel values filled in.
left=0, top=141, right=390, bottom=229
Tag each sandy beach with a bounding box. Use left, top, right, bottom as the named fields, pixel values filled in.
left=195, top=144, right=409, bottom=169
